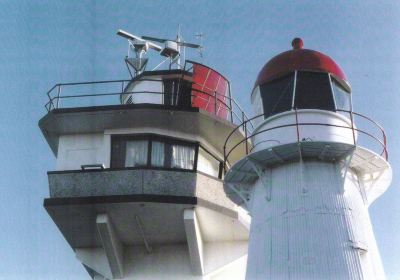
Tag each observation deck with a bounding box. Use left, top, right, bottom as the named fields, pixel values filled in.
left=40, top=61, right=252, bottom=165
left=223, top=108, right=391, bottom=207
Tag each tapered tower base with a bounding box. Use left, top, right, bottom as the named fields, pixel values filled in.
left=245, top=160, right=384, bottom=280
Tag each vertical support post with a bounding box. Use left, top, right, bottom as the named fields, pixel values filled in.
left=383, top=132, right=388, bottom=160
left=243, top=111, right=248, bottom=154
left=121, top=81, right=125, bottom=94
left=56, top=85, right=61, bottom=109
left=294, top=108, right=300, bottom=142
left=228, top=82, right=234, bottom=123
left=350, top=111, right=356, bottom=146
left=223, top=143, right=227, bottom=173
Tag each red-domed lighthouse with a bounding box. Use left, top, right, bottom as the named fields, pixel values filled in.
left=224, top=39, right=391, bottom=279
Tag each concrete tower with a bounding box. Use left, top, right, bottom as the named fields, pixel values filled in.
left=223, top=38, right=392, bottom=279
left=39, top=31, right=251, bottom=279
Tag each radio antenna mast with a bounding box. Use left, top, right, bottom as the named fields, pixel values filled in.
left=142, top=27, right=201, bottom=69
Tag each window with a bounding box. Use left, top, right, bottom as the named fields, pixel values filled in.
left=111, top=134, right=223, bottom=178
left=294, top=72, right=335, bottom=111
left=260, top=73, right=294, bottom=118
left=125, top=140, right=148, bottom=167
left=163, top=79, right=192, bottom=107
left=197, top=147, right=221, bottom=178
left=111, top=135, right=196, bottom=170
left=171, top=144, right=195, bottom=169
left=332, top=78, right=351, bottom=111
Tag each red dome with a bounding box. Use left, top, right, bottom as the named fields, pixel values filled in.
left=255, top=40, right=350, bottom=91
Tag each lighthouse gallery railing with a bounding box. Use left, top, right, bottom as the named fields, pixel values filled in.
left=223, top=109, right=388, bottom=171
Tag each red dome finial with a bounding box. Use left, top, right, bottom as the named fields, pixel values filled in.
left=292, top=38, right=303, bottom=50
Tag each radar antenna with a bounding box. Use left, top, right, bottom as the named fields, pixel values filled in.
left=117, top=29, right=162, bottom=77
left=142, top=27, right=201, bottom=70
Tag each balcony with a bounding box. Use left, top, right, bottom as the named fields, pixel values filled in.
left=39, top=62, right=252, bottom=165
left=47, top=168, right=237, bottom=211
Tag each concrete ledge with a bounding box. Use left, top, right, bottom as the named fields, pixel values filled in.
left=48, top=168, right=237, bottom=211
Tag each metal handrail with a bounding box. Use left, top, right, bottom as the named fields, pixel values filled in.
left=223, top=109, right=388, bottom=171
left=44, top=79, right=254, bottom=136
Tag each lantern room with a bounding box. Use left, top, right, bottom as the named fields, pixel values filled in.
left=249, top=38, right=356, bottom=152
left=251, top=38, right=352, bottom=120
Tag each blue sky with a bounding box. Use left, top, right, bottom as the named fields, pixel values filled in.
left=0, top=1, right=399, bottom=279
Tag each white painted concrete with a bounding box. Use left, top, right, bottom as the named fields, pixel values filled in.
left=77, top=243, right=247, bottom=280
left=56, top=133, right=110, bottom=170
left=76, top=248, right=113, bottom=280
left=121, top=78, right=163, bottom=105
left=245, top=161, right=386, bottom=280
left=184, top=209, right=205, bottom=275
left=96, top=214, right=124, bottom=278
left=252, top=110, right=356, bottom=152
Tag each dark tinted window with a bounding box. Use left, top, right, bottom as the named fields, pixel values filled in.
left=294, top=72, right=335, bottom=111
left=260, top=73, right=294, bottom=118
left=163, top=78, right=192, bottom=107
left=332, top=79, right=351, bottom=111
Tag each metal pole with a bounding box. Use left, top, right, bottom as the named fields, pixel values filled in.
left=56, top=85, right=61, bottom=109
left=295, top=108, right=300, bottom=142
left=243, top=111, right=248, bottom=154
left=223, top=143, right=227, bottom=173
left=228, top=82, right=234, bottom=123
left=350, top=111, right=356, bottom=146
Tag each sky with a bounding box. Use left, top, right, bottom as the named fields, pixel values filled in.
left=0, top=0, right=399, bottom=279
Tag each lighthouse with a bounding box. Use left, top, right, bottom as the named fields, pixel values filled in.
left=223, top=38, right=392, bottom=279
left=39, top=30, right=251, bottom=279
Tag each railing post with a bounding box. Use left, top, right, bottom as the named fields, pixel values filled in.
left=294, top=108, right=300, bottom=142
left=228, top=83, right=233, bottom=123
left=223, top=143, right=227, bottom=173
left=383, top=130, right=388, bottom=160
left=242, top=111, right=248, bottom=154
left=56, top=85, right=61, bottom=109
left=350, top=111, right=356, bottom=146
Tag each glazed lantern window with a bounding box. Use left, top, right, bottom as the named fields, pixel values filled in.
left=258, top=71, right=351, bottom=119
left=294, top=71, right=335, bottom=111
left=254, top=39, right=351, bottom=119
left=331, top=78, right=351, bottom=111
left=260, top=73, right=294, bottom=118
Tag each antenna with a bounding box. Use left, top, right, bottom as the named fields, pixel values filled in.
left=195, top=32, right=205, bottom=58
left=142, top=27, right=201, bottom=70
left=117, top=29, right=162, bottom=76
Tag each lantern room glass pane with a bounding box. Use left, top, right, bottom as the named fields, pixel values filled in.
left=295, top=72, right=335, bottom=111
left=260, top=73, right=294, bottom=118
left=332, top=79, right=351, bottom=111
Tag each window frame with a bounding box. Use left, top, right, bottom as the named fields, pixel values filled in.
left=329, top=74, right=352, bottom=112
left=111, top=134, right=198, bottom=171
left=110, top=134, right=223, bottom=178
left=259, top=72, right=295, bottom=119
left=197, top=145, right=224, bottom=179
left=259, top=71, right=353, bottom=118
left=293, top=71, right=336, bottom=111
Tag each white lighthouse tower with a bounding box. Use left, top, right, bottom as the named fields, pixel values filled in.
left=39, top=30, right=251, bottom=279
left=224, top=38, right=392, bottom=279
